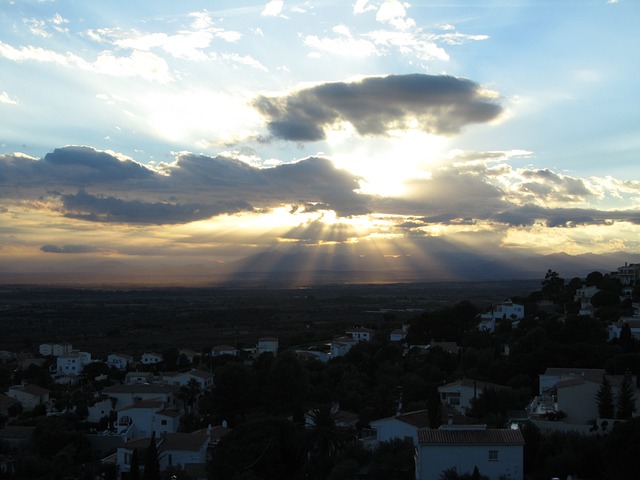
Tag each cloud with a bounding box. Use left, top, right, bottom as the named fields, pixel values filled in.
left=262, top=1, right=285, bottom=17
left=60, top=189, right=253, bottom=224
left=0, top=91, right=18, bottom=105
left=0, top=146, right=367, bottom=224
left=40, top=244, right=103, bottom=254
left=253, top=74, right=502, bottom=141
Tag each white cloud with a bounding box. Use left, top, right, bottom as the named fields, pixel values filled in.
left=304, top=33, right=378, bottom=57
left=354, top=0, right=377, bottom=15
left=262, top=0, right=284, bottom=17
left=376, top=0, right=415, bottom=31
left=0, top=91, right=18, bottom=105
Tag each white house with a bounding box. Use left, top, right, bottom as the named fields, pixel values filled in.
left=211, top=345, right=238, bottom=357
left=163, top=369, right=214, bottom=391
left=329, top=336, right=358, bottom=358
left=415, top=427, right=525, bottom=480
left=538, top=367, right=606, bottom=396
left=117, top=399, right=180, bottom=439
left=574, top=285, right=600, bottom=316
left=56, top=351, right=92, bottom=376
left=141, top=352, right=163, bottom=365
left=476, top=313, right=496, bottom=333
left=364, top=409, right=430, bottom=448
left=346, top=327, right=375, bottom=342
left=438, top=379, right=511, bottom=415
left=257, top=337, right=278, bottom=355
left=39, top=343, right=72, bottom=357
left=107, top=353, right=133, bottom=370
left=102, top=383, right=178, bottom=411
left=86, top=396, right=116, bottom=423
left=159, top=431, right=209, bottom=472
left=492, top=299, right=524, bottom=321
left=6, top=384, right=50, bottom=411
left=609, top=318, right=640, bottom=341
left=541, top=370, right=640, bottom=425
left=390, top=326, right=408, bottom=342
left=125, top=371, right=154, bottom=384
left=617, top=262, right=640, bottom=286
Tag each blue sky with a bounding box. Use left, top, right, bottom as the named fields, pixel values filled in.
left=1, top=0, right=639, bottom=283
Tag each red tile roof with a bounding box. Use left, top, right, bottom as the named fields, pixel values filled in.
left=418, top=428, right=525, bottom=445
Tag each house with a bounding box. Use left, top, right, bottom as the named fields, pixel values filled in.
left=114, top=431, right=212, bottom=478
left=141, top=352, right=163, bottom=365
left=86, top=396, right=116, bottom=424
left=305, top=403, right=359, bottom=430
left=116, top=399, right=180, bottom=439
left=390, top=326, right=408, bottom=342
left=6, top=384, right=50, bottom=411
left=102, top=383, right=178, bottom=411
left=617, top=262, right=640, bottom=286
left=0, top=426, right=36, bottom=449
left=211, top=345, right=238, bottom=357
left=538, top=369, right=640, bottom=425
left=538, top=367, right=606, bottom=396
left=179, top=349, right=200, bottom=364
left=56, top=351, right=91, bottom=376
left=476, top=313, right=496, bottom=333
left=491, top=299, right=524, bottom=322
left=609, top=318, right=640, bottom=341
left=159, top=431, right=209, bottom=472
left=329, top=336, right=358, bottom=358
left=163, top=369, right=214, bottom=391
left=438, top=379, right=511, bottom=415
left=107, top=353, right=134, bottom=370
left=125, top=371, right=154, bottom=384
left=574, top=285, right=600, bottom=316
left=346, top=327, right=375, bottom=342
left=256, top=337, right=278, bottom=355
left=364, top=409, right=430, bottom=449
left=38, top=343, right=72, bottom=357
left=415, top=427, right=525, bottom=480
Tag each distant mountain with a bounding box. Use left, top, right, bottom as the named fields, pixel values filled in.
left=2, top=250, right=639, bottom=287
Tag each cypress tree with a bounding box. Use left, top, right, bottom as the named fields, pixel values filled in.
left=142, top=432, right=160, bottom=480
left=596, top=375, right=614, bottom=418
left=616, top=372, right=637, bottom=420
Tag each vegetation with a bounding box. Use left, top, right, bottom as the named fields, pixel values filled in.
left=0, top=270, right=639, bottom=478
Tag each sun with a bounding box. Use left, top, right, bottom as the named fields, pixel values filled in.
left=326, top=127, right=448, bottom=197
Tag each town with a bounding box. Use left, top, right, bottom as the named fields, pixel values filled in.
left=0, top=264, right=639, bottom=480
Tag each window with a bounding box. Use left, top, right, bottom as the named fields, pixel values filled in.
left=161, top=419, right=167, bottom=425
left=489, top=450, right=499, bottom=462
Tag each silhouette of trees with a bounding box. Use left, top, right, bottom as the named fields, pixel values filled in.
left=142, top=433, right=160, bottom=480
left=595, top=375, right=614, bottom=418
left=615, top=372, right=637, bottom=419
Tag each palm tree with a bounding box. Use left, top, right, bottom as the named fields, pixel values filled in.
left=178, top=378, right=202, bottom=414
left=304, top=403, right=348, bottom=458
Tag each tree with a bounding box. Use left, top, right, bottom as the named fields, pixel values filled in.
left=541, top=269, right=565, bottom=303
left=426, top=388, right=442, bottom=429
left=142, top=433, right=160, bottom=480
left=595, top=375, right=614, bottom=418
left=130, top=448, right=140, bottom=480
left=304, top=403, right=348, bottom=458
left=616, top=372, right=637, bottom=419
left=178, top=378, right=202, bottom=414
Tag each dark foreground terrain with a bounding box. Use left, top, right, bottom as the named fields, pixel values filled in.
left=0, top=280, right=538, bottom=357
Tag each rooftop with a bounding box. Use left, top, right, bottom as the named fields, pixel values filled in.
left=418, top=428, right=525, bottom=446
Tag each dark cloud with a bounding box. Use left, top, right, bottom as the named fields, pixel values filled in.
left=61, top=189, right=253, bottom=224
left=253, top=73, right=503, bottom=141
left=40, top=244, right=102, bottom=254
left=491, top=204, right=631, bottom=228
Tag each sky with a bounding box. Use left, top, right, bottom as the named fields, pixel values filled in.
left=1, top=0, right=640, bottom=283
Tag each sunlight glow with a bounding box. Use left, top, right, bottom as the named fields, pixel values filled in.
left=327, top=129, right=448, bottom=197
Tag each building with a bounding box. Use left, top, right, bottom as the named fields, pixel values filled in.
left=56, top=351, right=92, bottom=376
left=6, top=384, right=50, bottom=411
left=438, top=379, right=511, bottom=415
left=329, top=336, right=358, bottom=358
left=163, top=369, right=214, bottom=391
left=125, top=371, right=154, bottom=385
left=415, top=427, right=525, bottom=480
left=617, top=262, right=640, bottom=286
left=390, top=326, right=408, bottom=342
left=346, top=327, right=375, bottom=342
left=211, top=345, right=238, bottom=357
left=492, top=299, right=524, bottom=321
left=538, top=367, right=606, bottom=396
left=38, top=343, right=73, bottom=357
left=141, top=352, right=163, bottom=365
left=102, top=383, right=178, bottom=411
left=116, top=399, right=180, bottom=439
left=107, top=353, right=134, bottom=370
left=364, top=409, right=430, bottom=449
left=256, top=337, right=278, bottom=355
